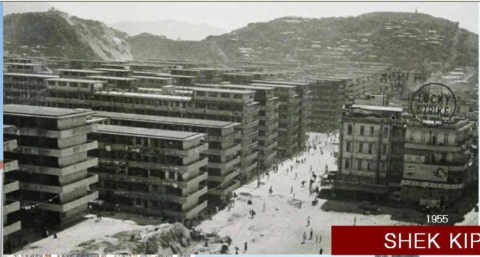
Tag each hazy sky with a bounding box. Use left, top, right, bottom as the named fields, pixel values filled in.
left=50, top=2, right=478, bottom=33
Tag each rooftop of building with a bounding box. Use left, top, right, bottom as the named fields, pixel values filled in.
left=4, top=73, right=59, bottom=78
left=93, top=68, right=133, bottom=72
left=94, top=90, right=192, bottom=101
left=351, top=104, right=403, bottom=112
left=87, top=76, right=138, bottom=81
left=94, top=111, right=239, bottom=129
left=96, top=124, right=205, bottom=141
left=250, top=83, right=296, bottom=89
left=154, top=73, right=197, bottom=79
left=252, top=80, right=310, bottom=86
left=55, top=69, right=106, bottom=73
left=4, top=104, right=92, bottom=119
left=179, top=86, right=256, bottom=94
left=131, top=76, right=173, bottom=80
left=4, top=62, right=44, bottom=66
left=195, top=83, right=275, bottom=91
left=45, top=78, right=106, bottom=84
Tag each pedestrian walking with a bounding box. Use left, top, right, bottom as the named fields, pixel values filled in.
left=269, top=186, right=273, bottom=194
left=293, top=193, right=295, bottom=200
left=244, top=241, right=248, bottom=252
left=319, top=248, right=323, bottom=254
left=310, top=228, right=313, bottom=240
left=235, top=246, right=239, bottom=255
left=295, top=172, right=298, bottom=179
left=302, top=231, right=307, bottom=244
left=307, top=216, right=310, bottom=227
left=353, top=216, right=357, bottom=226
left=319, top=235, right=322, bottom=243
left=263, top=202, right=266, bottom=212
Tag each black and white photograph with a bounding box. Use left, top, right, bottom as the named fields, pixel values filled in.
left=1, top=2, right=478, bottom=255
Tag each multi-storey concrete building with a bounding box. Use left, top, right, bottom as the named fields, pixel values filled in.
left=44, top=83, right=260, bottom=182
left=251, top=80, right=310, bottom=151
left=335, top=105, right=405, bottom=199
left=190, top=83, right=279, bottom=170
left=91, top=111, right=241, bottom=207
left=4, top=73, right=59, bottom=105
left=138, top=86, right=260, bottom=182
left=401, top=118, right=474, bottom=208
left=3, top=105, right=99, bottom=227
left=307, top=78, right=348, bottom=133
left=3, top=125, right=22, bottom=252
left=88, top=124, right=208, bottom=223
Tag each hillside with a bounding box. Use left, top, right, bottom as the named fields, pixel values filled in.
left=4, top=10, right=133, bottom=61
left=128, top=12, right=478, bottom=70
left=111, top=20, right=227, bottom=41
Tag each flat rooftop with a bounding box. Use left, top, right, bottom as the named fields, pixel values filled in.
left=351, top=104, right=403, bottom=112
left=132, top=76, right=173, bottom=81
left=4, top=104, right=92, bottom=119
left=94, top=91, right=192, bottom=101
left=250, top=83, right=296, bottom=89
left=4, top=73, right=59, bottom=78
left=96, top=124, right=205, bottom=141
left=196, top=83, right=275, bottom=91
left=87, top=76, right=138, bottom=81
left=94, top=111, right=239, bottom=129
left=46, top=78, right=105, bottom=84
left=93, top=68, right=132, bottom=72
left=183, top=86, right=256, bottom=94
left=252, top=80, right=309, bottom=86
left=4, top=62, right=44, bottom=66
left=55, top=69, right=106, bottom=74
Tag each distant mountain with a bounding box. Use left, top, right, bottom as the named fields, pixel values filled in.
left=4, top=2, right=53, bottom=16
left=110, top=20, right=227, bottom=41
left=4, top=10, right=133, bottom=61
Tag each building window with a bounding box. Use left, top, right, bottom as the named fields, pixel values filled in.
left=357, top=160, right=362, bottom=169
left=383, top=127, right=389, bottom=137
left=409, top=131, right=414, bottom=142
left=368, top=143, right=373, bottom=154
left=346, top=142, right=351, bottom=152
left=360, top=126, right=365, bottom=136
left=421, top=132, right=426, bottom=142
left=370, top=126, right=374, bottom=136
left=359, top=143, right=363, bottom=153
left=347, top=124, right=353, bottom=135
left=444, top=133, right=449, bottom=145
left=367, top=162, right=372, bottom=171
left=382, top=144, right=388, bottom=155
left=345, top=159, right=350, bottom=169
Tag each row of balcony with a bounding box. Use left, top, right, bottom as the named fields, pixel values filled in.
left=5, top=125, right=95, bottom=139
left=20, top=174, right=98, bottom=194
left=98, top=157, right=208, bottom=174
left=94, top=171, right=208, bottom=189
left=12, top=141, right=98, bottom=158
left=98, top=142, right=208, bottom=158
